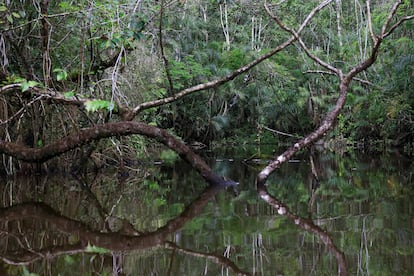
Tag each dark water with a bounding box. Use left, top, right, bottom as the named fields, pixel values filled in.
left=0, top=147, right=413, bottom=275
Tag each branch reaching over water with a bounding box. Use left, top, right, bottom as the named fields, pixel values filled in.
left=0, top=121, right=236, bottom=186
left=125, top=1, right=332, bottom=119
left=257, top=0, right=412, bottom=186
left=265, top=0, right=341, bottom=77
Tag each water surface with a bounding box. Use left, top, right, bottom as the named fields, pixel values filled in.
left=0, top=148, right=413, bottom=275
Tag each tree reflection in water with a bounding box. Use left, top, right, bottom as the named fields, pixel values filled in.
left=0, top=168, right=349, bottom=275
left=257, top=183, right=348, bottom=276
left=0, top=179, right=255, bottom=275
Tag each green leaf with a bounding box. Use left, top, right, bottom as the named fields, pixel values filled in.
left=85, top=243, right=110, bottom=254
left=57, top=71, right=67, bottom=81
left=21, top=80, right=39, bottom=92
left=64, top=91, right=75, bottom=98
left=0, top=6, right=8, bottom=12
left=53, top=68, right=68, bottom=81
left=84, top=99, right=116, bottom=113
left=12, top=12, right=21, bottom=18
left=6, top=14, right=13, bottom=24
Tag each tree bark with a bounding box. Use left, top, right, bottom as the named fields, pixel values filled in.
left=0, top=121, right=235, bottom=185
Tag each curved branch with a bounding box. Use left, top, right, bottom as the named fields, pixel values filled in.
left=127, top=1, right=332, bottom=119
left=304, top=70, right=373, bottom=86
left=348, top=0, right=413, bottom=78
left=0, top=121, right=235, bottom=185
left=380, top=0, right=403, bottom=36
left=165, top=242, right=250, bottom=276
left=129, top=40, right=295, bottom=118
left=0, top=184, right=228, bottom=253
left=382, top=14, right=414, bottom=39
left=265, top=0, right=342, bottom=76
left=0, top=84, right=135, bottom=119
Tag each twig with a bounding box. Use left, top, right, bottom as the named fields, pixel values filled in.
left=0, top=95, right=46, bottom=126
left=265, top=0, right=342, bottom=77
left=127, top=0, right=331, bottom=119
left=159, top=0, right=174, bottom=93
left=304, top=70, right=373, bottom=86
left=263, top=125, right=301, bottom=138
left=366, top=0, right=377, bottom=44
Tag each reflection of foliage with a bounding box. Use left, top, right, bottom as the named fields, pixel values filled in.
left=143, top=179, right=169, bottom=207
left=1, top=150, right=413, bottom=275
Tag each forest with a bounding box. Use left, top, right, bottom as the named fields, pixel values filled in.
left=0, top=1, right=414, bottom=275
left=0, top=0, right=413, bottom=178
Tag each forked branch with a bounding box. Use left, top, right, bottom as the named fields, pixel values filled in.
left=265, top=0, right=341, bottom=76
left=257, top=0, right=414, bottom=186
left=127, top=0, right=335, bottom=119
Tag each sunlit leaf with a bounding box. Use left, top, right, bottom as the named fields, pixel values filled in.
left=64, top=91, right=75, bottom=98
left=21, top=80, right=39, bottom=92
left=85, top=243, right=110, bottom=254
left=53, top=68, right=68, bottom=81
left=84, top=99, right=116, bottom=113
left=6, top=14, right=13, bottom=24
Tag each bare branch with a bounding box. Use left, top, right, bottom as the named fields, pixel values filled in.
left=304, top=70, right=374, bottom=86
left=296, top=0, right=335, bottom=33
left=380, top=0, right=403, bottom=36
left=0, top=95, right=46, bottom=126
left=265, top=0, right=342, bottom=76
left=257, top=0, right=409, bottom=186
left=263, top=125, right=302, bottom=138
left=382, top=14, right=414, bottom=39
left=127, top=0, right=334, bottom=119
left=159, top=0, right=174, bottom=93
left=129, top=38, right=295, bottom=118
left=0, top=83, right=21, bottom=93
left=366, top=0, right=377, bottom=44
left=257, top=76, right=351, bottom=186
left=164, top=242, right=250, bottom=276
left=348, top=3, right=413, bottom=78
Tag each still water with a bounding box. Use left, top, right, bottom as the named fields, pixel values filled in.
left=0, top=147, right=413, bottom=275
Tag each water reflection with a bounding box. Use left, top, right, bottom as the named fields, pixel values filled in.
left=256, top=184, right=347, bottom=275
left=0, top=149, right=413, bottom=275
left=1, top=181, right=251, bottom=275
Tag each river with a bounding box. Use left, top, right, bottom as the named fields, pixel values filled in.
left=0, top=146, right=413, bottom=275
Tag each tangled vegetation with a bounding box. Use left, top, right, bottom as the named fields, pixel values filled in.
left=0, top=0, right=413, bottom=176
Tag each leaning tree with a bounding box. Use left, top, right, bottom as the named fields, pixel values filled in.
left=0, top=0, right=412, bottom=188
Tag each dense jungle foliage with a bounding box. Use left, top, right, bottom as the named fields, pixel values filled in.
left=0, top=0, right=413, bottom=173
